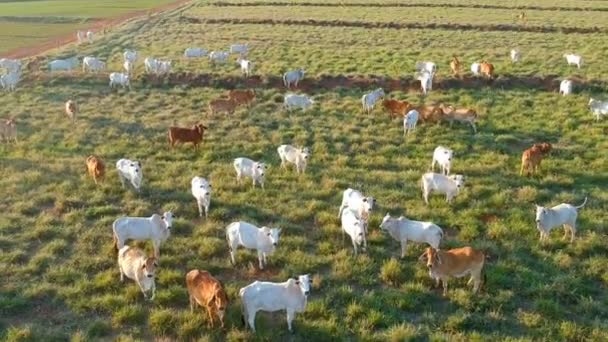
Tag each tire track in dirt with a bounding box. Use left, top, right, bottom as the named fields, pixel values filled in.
left=185, top=17, right=608, bottom=35
left=208, top=1, right=608, bottom=12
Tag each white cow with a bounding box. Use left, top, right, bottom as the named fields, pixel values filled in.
left=237, top=57, right=252, bottom=77
left=209, top=51, right=229, bottom=64
left=0, top=58, right=21, bottom=73
left=226, top=221, right=281, bottom=269
left=361, top=88, right=385, bottom=113
left=144, top=57, right=160, bottom=74
left=421, top=172, right=465, bottom=205
left=277, top=145, right=310, bottom=174
left=380, top=213, right=443, bottom=258
left=123, top=60, right=134, bottom=75
left=234, top=157, right=266, bottom=188
left=118, top=245, right=157, bottom=300
left=563, top=53, right=582, bottom=69
left=184, top=47, right=207, bottom=58
left=191, top=176, right=211, bottom=218
left=431, top=146, right=454, bottom=175
left=158, top=60, right=172, bottom=74
left=76, top=30, right=86, bottom=44
left=116, top=158, right=142, bottom=191
left=240, top=274, right=310, bottom=333
left=112, top=211, right=173, bottom=258
left=0, top=71, right=20, bottom=92
left=284, top=94, right=314, bottom=112
left=337, top=188, right=376, bottom=234
left=230, top=43, right=249, bottom=55
left=109, top=73, right=130, bottom=89
left=416, top=71, right=433, bottom=95
left=82, top=56, right=106, bottom=73
left=415, top=61, right=436, bottom=76
left=124, top=50, right=138, bottom=63
left=49, top=57, right=78, bottom=72
left=588, top=98, right=608, bottom=121
left=559, top=80, right=573, bottom=96
left=470, top=62, right=481, bottom=76
left=283, top=69, right=305, bottom=88
left=535, top=197, right=587, bottom=242
left=341, top=208, right=367, bottom=255
left=510, top=49, right=521, bottom=63
left=86, top=31, right=94, bottom=43
left=403, top=109, right=419, bottom=136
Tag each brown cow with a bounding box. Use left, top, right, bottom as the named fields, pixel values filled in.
left=382, top=99, right=413, bottom=118
left=517, top=11, right=527, bottom=24
left=416, top=105, right=444, bottom=123
left=438, top=104, right=478, bottom=133
left=520, top=143, right=552, bottom=176
left=168, top=123, right=208, bottom=149
left=86, top=155, right=105, bottom=184
left=209, top=98, right=238, bottom=115
left=480, top=61, right=494, bottom=79
left=0, top=118, right=16, bottom=143
left=186, top=269, right=229, bottom=328
left=65, top=100, right=77, bottom=122
left=450, top=55, right=461, bottom=76
left=419, top=246, right=486, bottom=296
left=228, top=89, right=255, bottom=107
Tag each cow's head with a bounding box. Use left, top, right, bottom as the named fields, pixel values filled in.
left=200, top=181, right=211, bottom=197
left=129, top=161, right=142, bottom=184
left=300, top=147, right=311, bottom=160
left=589, top=98, right=595, bottom=106
left=161, top=211, right=174, bottom=230
left=380, top=213, right=392, bottom=231
left=195, top=123, right=208, bottom=135
left=142, top=256, right=158, bottom=278
left=362, top=197, right=376, bottom=212
left=443, top=148, right=454, bottom=162
left=536, top=143, right=552, bottom=154
left=254, top=162, right=266, bottom=178
left=535, top=205, right=548, bottom=230
left=419, top=247, right=441, bottom=269
left=269, top=227, right=281, bottom=247
left=294, top=274, right=312, bottom=296
left=449, top=175, right=465, bottom=189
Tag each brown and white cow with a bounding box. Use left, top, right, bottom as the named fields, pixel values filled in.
left=168, top=123, right=208, bottom=149
left=86, top=155, right=105, bottom=184
left=186, top=269, right=229, bottom=328
left=480, top=61, right=495, bottom=79
left=228, top=89, right=255, bottom=107
left=209, top=98, right=238, bottom=115
left=382, top=99, right=412, bottom=118
left=416, top=105, right=444, bottom=123
left=520, top=143, right=552, bottom=176
left=419, top=246, right=486, bottom=296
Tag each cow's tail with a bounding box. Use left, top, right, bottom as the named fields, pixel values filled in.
left=576, top=196, right=588, bottom=210
left=282, top=73, right=287, bottom=87
left=239, top=288, right=247, bottom=327
left=225, top=224, right=232, bottom=252
left=112, top=222, right=119, bottom=253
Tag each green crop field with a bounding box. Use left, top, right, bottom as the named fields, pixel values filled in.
left=1, top=0, right=608, bottom=341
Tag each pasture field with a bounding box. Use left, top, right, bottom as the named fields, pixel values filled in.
left=1, top=0, right=608, bottom=341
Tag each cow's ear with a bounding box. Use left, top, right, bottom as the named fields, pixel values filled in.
left=363, top=198, right=368, bottom=203
left=142, top=264, right=147, bottom=270
left=208, top=184, right=212, bottom=188
left=418, top=252, right=428, bottom=262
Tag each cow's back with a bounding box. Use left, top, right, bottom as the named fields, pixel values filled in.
left=114, top=217, right=154, bottom=240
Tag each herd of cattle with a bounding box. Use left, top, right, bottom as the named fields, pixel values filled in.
left=0, top=29, right=605, bottom=334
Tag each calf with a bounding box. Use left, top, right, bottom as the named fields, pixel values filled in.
left=403, top=109, right=419, bottom=136
left=209, top=98, right=238, bottom=115
left=341, top=208, right=367, bottom=255
left=118, top=245, right=157, bottom=300
left=362, top=88, right=385, bottom=114
left=450, top=55, right=461, bottom=76
left=116, top=158, right=143, bottom=192
left=49, top=57, right=78, bottom=72
left=0, top=118, right=17, bottom=143
left=191, top=176, right=211, bottom=218
left=535, top=197, right=587, bottom=242
left=186, top=270, right=228, bottom=328
left=283, top=69, right=305, bottom=88
left=419, top=247, right=486, bottom=295
left=237, top=57, right=253, bottom=77
left=380, top=213, right=443, bottom=258
left=233, top=157, right=266, bottom=189
left=559, top=80, right=572, bottom=96
left=510, top=49, right=521, bottom=63
left=277, top=145, right=311, bottom=174
left=240, top=274, right=311, bottom=333
left=284, top=94, right=314, bottom=112
left=416, top=71, right=433, bottom=94
left=421, top=172, right=465, bottom=205
left=226, top=221, right=281, bottom=269
left=168, top=123, right=208, bottom=149
left=431, top=146, right=454, bottom=175
left=86, top=155, right=105, bottom=184
left=564, top=53, right=582, bottom=69
left=109, top=73, right=130, bottom=89
left=520, top=143, right=552, bottom=176
left=228, top=89, right=255, bottom=107
left=65, top=100, right=77, bottom=121
left=113, top=211, right=173, bottom=258
left=480, top=61, right=494, bottom=79
left=382, top=99, right=412, bottom=118
left=470, top=62, right=481, bottom=76
left=82, top=56, right=105, bottom=73
left=337, top=188, right=376, bottom=234
left=184, top=47, right=207, bottom=58
left=438, top=104, right=478, bottom=133
left=588, top=98, right=608, bottom=121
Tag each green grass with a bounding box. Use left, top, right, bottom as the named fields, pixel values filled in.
left=1, top=1, right=608, bottom=341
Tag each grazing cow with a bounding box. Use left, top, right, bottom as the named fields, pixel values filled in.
left=184, top=47, right=208, bottom=58
left=0, top=71, right=20, bottom=92
left=230, top=43, right=249, bottom=55
left=65, top=100, right=77, bottom=121
left=380, top=213, right=443, bottom=258
left=124, top=49, right=138, bottom=63
left=520, top=143, right=552, bottom=176
left=559, top=80, right=573, bottom=96
left=49, top=57, right=78, bottom=72
left=86, top=30, right=94, bottom=43
left=233, top=157, right=266, bottom=189
left=226, top=221, right=281, bottom=269
left=157, top=60, right=172, bottom=74
left=416, top=105, right=444, bottom=123
left=123, top=60, right=134, bottom=75
left=209, top=51, right=229, bottom=64
left=109, top=73, right=130, bottom=89
left=277, top=145, right=311, bottom=174
left=564, top=54, right=582, bottom=69
left=416, top=71, right=433, bottom=94
left=86, top=155, right=105, bottom=184
left=284, top=94, right=314, bottom=112
left=510, top=49, right=521, bottom=63
left=337, top=188, right=375, bottom=234
left=450, top=55, right=461, bottom=76
left=415, top=61, right=437, bottom=76
left=168, top=123, right=208, bottom=149
left=588, top=98, right=608, bottom=121
left=438, top=104, right=478, bottom=133
left=240, top=274, right=311, bottom=333
left=191, top=176, right=212, bottom=218
left=535, top=197, right=587, bottom=242
left=431, top=146, right=454, bottom=175
left=419, top=247, right=486, bottom=295
left=403, top=109, right=419, bottom=136
left=118, top=245, right=157, bottom=300
left=341, top=208, right=367, bottom=255
left=116, top=158, right=143, bottom=192
left=144, top=57, right=160, bottom=74
left=112, top=211, right=173, bottom=258
left=0, top=118, right=17, bottom=143
left=228, top=89, right=255, bottom=107
left=237, top=57, right=253, bottom=77
left=421, top=172, right=465, bottom=205
left=283, top=69, right=305, bottom=88
left=361, top=88, right=385, bottom=113
left=186, top=270, right=229, bottom=328
left=209, top=98, right=238, bottom=115
left=480, top=61, right=494, bottom=79
left=382, top=99, right=412, bottom=118
left=76, top=30, right=86, bottom=43
left=0, top=58, right=21, bottom=73
left=82, top=56, right=106, bottom=73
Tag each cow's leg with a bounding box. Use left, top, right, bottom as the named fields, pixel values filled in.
left=236, top=172, right=242, bottom=184
left=119, top=174, right=126, bottom=188
left=197, top=199, right=203, bottom=218
left=153, top=240, right=160, bottom=259
left=119, top=264, right=125, bottom=282
left=206, top=305, right=215, bottom=327
left=204, top=204, right=209, bottom=219
left=257, top=250, right=264, bottom=269
left=423, top=189, right=430, bottom=205
left=471, top=271, right=481, bottom=293
left=150, top=281, right=156, bottom=300
left=189, top=295, right=195, bottom=312
left=248, top=309, right=257, bottom=333
left=568, top=224, right=576, bottom=243
left=263, top=252, right=268, bottom=266
left=352, top=239, right=358, bottom=256
left=562, top=225, right=569, bottom=240
left=286, top=309, right=295, bottom=333
left=441, top=278, right=449, bottom=296
left=400, top=240, right=408, bottom=258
